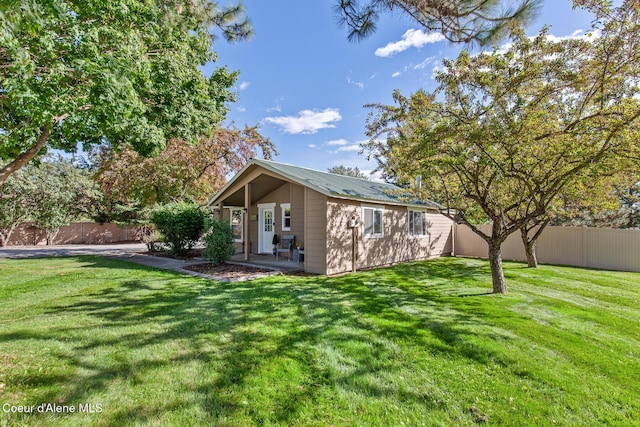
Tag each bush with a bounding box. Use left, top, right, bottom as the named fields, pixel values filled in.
left=202, top=218, right=235, bottom=265
left=151, top=202, right=208, bottom=255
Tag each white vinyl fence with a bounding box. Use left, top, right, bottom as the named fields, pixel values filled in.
left=454, top=224, right=640, bottom=273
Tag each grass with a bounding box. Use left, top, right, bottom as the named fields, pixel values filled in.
left=0, top=256, right=638, bottom=426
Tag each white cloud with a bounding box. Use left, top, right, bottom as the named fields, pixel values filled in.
left=430, top=61, right=445, bottom=80
left=264, top=108, right=342, bottom=134
left=392, top=71, right=401, bottom=78
left=347, top=77, right=364, bottom=90
left=428, top=30, right=597, bottom=81
left=414, top=56, right=436, bottom=70
left=326, top=139, right=364, bottom=154
left=236, top=106, right=246, bottom=113
left=238, top=81, right=250, bottom=91
left=363, top=169, right=384, bottom=182
left=266, top=105, right=282, bottom=113
left=326, top=139, right=349, bottom=146
left=308, top=144, right=318, bottom=149
left=493, top=29, right=598, bottom=55
left=545, top=29, right=594, bottom=44
left=336, top=145, right=361, bottom=152
left=376, top=29, right=445, bottom=57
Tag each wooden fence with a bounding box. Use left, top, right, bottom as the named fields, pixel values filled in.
left=454, top=224, right=640, bottom=273
left=4, top=222, right=145, bottom=246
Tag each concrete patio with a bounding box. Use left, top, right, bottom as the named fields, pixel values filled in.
left=227, top=253, right=304, bottom=273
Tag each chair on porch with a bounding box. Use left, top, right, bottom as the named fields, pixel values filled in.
left=275, top=234, right=295, bottom=261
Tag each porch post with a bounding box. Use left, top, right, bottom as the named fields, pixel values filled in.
left=244, top=183, right=251, bottom=261
left=218, top=201, right=224, bottom=220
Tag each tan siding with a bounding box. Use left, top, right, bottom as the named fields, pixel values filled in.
left=220, top=208, right=245, bottom=254
left=252, top=182, right=306, bottom=255
left=326, top=202, right=359, bottom=275
left=304, top=189, right=327, bottom=274
left=249, top=204, right=258, bottom=254
left=213, top=167, right=287, bottom=205
left=325, top=199, right=454, bottom=274
left=428, top=213, right=454, bottom=256
left=290, top=184, right=305, bottom=247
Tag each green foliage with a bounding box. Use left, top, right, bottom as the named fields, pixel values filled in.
left=93, top=125, right=276, bottom=210
left=202, top=218, right=235, bottom=264
left=0, top=165, right=34, bottom=246
left=0, top=157, right=101, bottom=245
left=335, top=0, right=542, bottom=45
left=552, top=181, right=640, bottom=229
left=365, top=3, right=640, bottom=292
left=327, top=165, right=369, bottom=179
left=0, top=0, right=251, bottom=184
left=151, top=202, right=208, bottom=255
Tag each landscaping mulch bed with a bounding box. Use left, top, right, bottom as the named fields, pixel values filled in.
left=185, top=263, right=276, bottom=280
left=144, top=248, right=204, bottom=259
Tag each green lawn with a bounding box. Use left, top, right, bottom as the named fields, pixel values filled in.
left=0, top=256, right=638, bottom=427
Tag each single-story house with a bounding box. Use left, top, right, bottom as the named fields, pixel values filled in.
left=207, top=159, right=454, bottom=275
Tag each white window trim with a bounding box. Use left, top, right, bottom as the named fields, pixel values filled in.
left=281, top=203, right=291, bottom=231
left=362, top=206, right=384, bottom=239
left=408, top=209, right=427, bottom=238
left=228, top=207, right=244, bottom=243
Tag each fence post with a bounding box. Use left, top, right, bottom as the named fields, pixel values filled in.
left=452, top=222, right=456, bottom=256
left=582, top=226, right=587, bottom=268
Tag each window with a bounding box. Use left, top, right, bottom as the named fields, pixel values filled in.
left=281, top=203, right=291, bottom=231
left=362, top=206, right=384, bottom=238
left=408, top=210, right=427, bottom=237
left=229, top=208, right=244, bottom=242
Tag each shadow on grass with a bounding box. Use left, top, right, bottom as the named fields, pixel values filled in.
left=0, top=255, right=517, bottom=425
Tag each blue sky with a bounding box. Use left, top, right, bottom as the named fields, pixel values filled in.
left=208, top=1, right=598, bottom=179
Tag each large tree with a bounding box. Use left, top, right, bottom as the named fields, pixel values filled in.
left=335, top=0, right=542, bottom=45
left=0, top=0, right=250, bottom=186
left=328, top=165, right=369, bottom=179
left=29, top=158, right=101, bottom=245
left=550, top=180, right=640, bottom=229
left=365, top=1, right=640, bottom=293
left=0, top=157, right=100, bottom=245
left=518, top=172, right=634, bottom=268
left=95, top=124, right=275, bottom=218
left=0, top=164, right=35, bottom=246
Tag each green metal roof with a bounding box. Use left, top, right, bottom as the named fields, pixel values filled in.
left=212, top=159, right=441, bottom=209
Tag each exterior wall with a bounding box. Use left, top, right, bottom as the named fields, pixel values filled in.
left=4, top=222, right=144, bottom=246
left=252, top=182, right=306, bottom=255
left=325, top=199, right=454, bottom=275
left=304, top=189, right=328, bottom=274
left=220, top=208, right=245, bottom=254
left=290, top=184, right=305, bottom=247
left=454, top=224, right=640, bottom=272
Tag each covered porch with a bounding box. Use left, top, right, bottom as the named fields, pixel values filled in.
left=209, top=163, right=306, bottom=264
left=227, top=253, right=305, bottom=273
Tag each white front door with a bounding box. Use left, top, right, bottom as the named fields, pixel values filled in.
left=258, top=204, right=275, bottom=254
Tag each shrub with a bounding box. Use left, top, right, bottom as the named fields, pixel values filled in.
left=202, top=218, right=235, bottom=265
left=142, top=227, right=163, bottom=252
left=151, top=202, right=208, bottom=255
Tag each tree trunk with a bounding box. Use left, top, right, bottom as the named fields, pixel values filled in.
left=520, top=227, right=538, bottom=268
left=0, top=123, right=51, bottom=186
left=0, top=226, right=17, bottom=247
left=488, top=241, right=507, bottom=294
